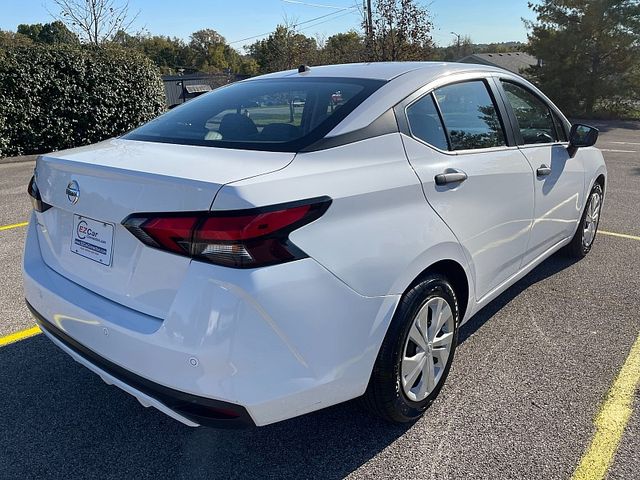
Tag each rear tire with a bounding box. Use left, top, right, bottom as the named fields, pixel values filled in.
left=362, top=274, right=459, bottom=423
left=565, top=182, right=603, bottom=259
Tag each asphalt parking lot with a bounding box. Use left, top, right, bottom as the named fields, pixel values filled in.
left=0, top=122, right=638, bottom=479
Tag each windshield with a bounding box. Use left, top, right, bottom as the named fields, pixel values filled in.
left=124, top=77, right=385, bottom=152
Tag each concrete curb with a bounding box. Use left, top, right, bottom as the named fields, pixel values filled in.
left=0, top=155, right=38, bottom=165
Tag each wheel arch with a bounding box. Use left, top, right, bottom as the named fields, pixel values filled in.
left=406, top=259, right=470, bottom=322
left=582, top=149, right=607, bottom=203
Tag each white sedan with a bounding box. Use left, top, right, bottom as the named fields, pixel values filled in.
left=24, top=62, right=606, bottom=427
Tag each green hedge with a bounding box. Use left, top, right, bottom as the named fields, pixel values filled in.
left=0, top=44, right=165, bottom=157
left=0, top=115, right=7, bottom=157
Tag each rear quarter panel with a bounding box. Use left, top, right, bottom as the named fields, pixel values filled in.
left=213, top=133, right=474, bottom=301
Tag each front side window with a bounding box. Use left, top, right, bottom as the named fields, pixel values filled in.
left=434, top=81, right=506, bottom=151
left=124, top=78, right=384, bottom=152
left=501, top=81, right=559, bottom=144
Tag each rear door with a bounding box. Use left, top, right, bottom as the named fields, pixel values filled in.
left=497, top=79, right=585, bottom=265
left=398, top=77, right=534, bottom=300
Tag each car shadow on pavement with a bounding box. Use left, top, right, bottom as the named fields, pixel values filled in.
left=0, top=253, right=577, bottom=480
left=458, top=252, right=578, bottom=344
left=0, top=335, right=410, bottom=480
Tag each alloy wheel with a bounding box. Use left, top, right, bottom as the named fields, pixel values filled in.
left=401, top=296, right=455, bottom=402
left=583, top=191, right=601, bottom=248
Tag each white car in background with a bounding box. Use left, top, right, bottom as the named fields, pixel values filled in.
left=24, top=62, right=606, bottom=427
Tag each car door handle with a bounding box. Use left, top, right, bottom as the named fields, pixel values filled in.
left=435, top=170, right=468, bottom=186
left=536, top=165, right=552, bottom=177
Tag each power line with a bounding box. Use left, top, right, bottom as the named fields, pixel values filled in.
left=296, top=7, right=356, bottom=26
left=297, top=10, right=358, bottom=32
left=229, top=7, right=356, bottom=44
left=281, top=0, right=353, bottom=9
left=229, top=30, right=276, bottom=45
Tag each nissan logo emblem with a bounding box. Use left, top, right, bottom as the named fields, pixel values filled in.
left=66, top=180, right=80, bottom=205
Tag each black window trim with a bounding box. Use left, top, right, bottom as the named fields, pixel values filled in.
left=496, top=78, right=570, bottom=148
left=396, top=75, right=519, bottom=155
left=550, top=109, right=568, bottom=142
left=429, top=92, right=453, bottom=151
left=299, top=107, right=398, bottom=152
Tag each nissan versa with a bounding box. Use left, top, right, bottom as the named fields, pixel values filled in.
left=23, top=62, right=606, bottom=427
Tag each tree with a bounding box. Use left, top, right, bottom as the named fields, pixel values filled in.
left=113, top=31, right=194, bottom=74
left=436, top=35, right=474, bottom=61
left=110, top=28, right=255, bottom=75
left=16, top=23, right=43, bottom=41
left=17, top=21, right=79, bottom=45
left=50, top=0, right=139, bottom=45
left=247, top=25, right=318, bottom=74
left=0, top=30, right=34, bottom=48
left=236, top=56, right=259, bottom=76
left=189, top=29, right=230, bottom=73
left=526, top=0, right=640, bottom=116
left=366, top=0, right=435, bottom=61
left=321, top=31, right=365, bottom=64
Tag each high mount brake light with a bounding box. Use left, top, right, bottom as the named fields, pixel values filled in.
left=122, top=197, right=331, bottom=268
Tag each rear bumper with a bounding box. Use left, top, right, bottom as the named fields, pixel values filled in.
left=23, top=214, right=399, bottom=426
left=27, top=301, right=254, bottom=428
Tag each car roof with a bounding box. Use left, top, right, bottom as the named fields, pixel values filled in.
left=249, top=61, right=542, bottom=138
left=252, top=61, right=506, bottom=81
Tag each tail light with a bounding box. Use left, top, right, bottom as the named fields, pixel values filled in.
left=122, top=197, right=331, bottom=268
left=28, top=175, right=52, bottom=213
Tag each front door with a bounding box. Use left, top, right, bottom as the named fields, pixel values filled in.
left=498, top=80, right=585, bottom=265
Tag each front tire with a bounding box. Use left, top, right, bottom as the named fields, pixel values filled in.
left=362, top=274, right=459, bottom=423
left=566, top=182, right=603, bottom=258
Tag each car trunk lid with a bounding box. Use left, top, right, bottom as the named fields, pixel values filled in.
left=33, top=138, right=295, bottom=319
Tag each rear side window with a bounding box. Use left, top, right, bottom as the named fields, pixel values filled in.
left=124, top=78, right=385, bottom=152
left=501, top=81, right=560, bottom=144
left=434, top=81, right=506, bottom=151
left=406, top=94, right=449, bottom=150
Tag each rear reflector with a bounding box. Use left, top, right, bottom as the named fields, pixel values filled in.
left=122, top=197, right=331, bottom=268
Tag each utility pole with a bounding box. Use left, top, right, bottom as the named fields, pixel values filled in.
left=363, top=0, right=374, bottom=61
left=451, top=31, right=462, bottom=59
left=364, top=0, right=373, bottom=38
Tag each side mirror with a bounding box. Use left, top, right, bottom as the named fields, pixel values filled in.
left=568, top=124, right=599, bottom=158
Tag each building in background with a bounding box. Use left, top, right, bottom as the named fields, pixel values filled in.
left=162, top=72, right=250, bottom=108
left=459, top=52, right=539, bottom=75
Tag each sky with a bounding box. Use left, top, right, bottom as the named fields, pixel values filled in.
left=0, top=0, right=534, bottom=49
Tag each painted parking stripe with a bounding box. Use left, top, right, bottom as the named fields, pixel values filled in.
left=600, top=149, right=637, bottom=153
left=603, top=141, right=640, bottom=146
left=0, top=325, right=41, bottom=347
left=600, top=230, right=640, bottom=241
left=572, top=335, right=640, bottom=480
left=0, top=221, right=28, bottom=232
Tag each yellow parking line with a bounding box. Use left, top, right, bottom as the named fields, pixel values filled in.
left=572, top=335, right=640, bottom=480
left=0, top=221, right=28, bottom=232
left=0, top=325, right=41, bottom=347
left=599, top=230, right=640, bottom=241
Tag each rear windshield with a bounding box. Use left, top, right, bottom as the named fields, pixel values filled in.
left=123, top=77, right=385, bottom=152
